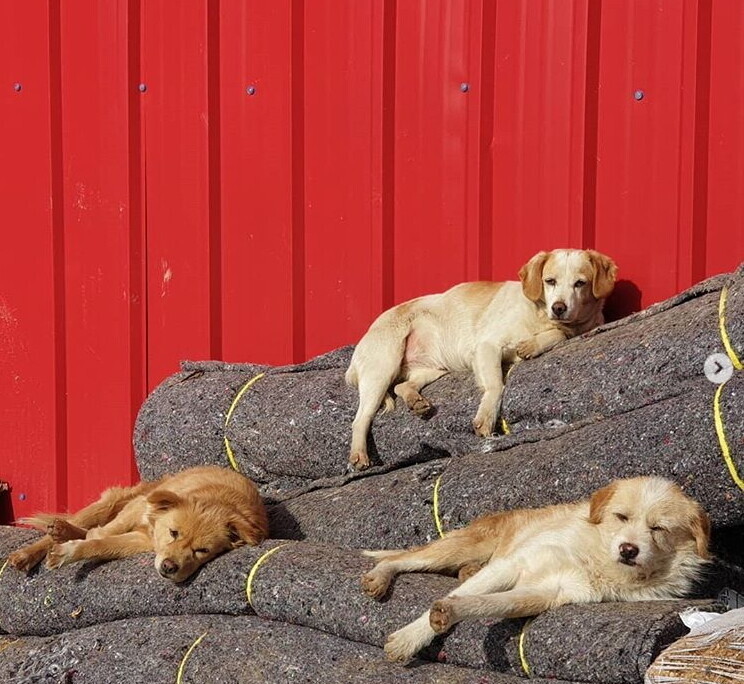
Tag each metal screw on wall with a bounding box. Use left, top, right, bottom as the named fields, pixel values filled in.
left=13, top=83, right=22, bottom=92
left=246, top=86, right=256, bottom=95
left=460, top=82, right=470, bottom=93
left=138, top=83, right=147, bottom=93
left=633, top=90, right=645, bottom=101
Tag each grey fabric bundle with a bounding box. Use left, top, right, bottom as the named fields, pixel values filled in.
left=0, top=527, right=722, bottom=683
left=272, top=372, right=744, bottom=551
left=0, top=615, right=561, bottom=684
left=501, top=267, right=743, bottom=432
left=134, top=347, right=482, bottom=497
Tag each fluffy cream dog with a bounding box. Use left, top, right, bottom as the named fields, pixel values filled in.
left=346, top=249, right=617, bottom=469
left=362, top=476, right=710, bottom=664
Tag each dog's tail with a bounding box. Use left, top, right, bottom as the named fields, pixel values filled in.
left=18, top=513, right=69, bottom=531
left=362, top=549, right=403, bottom=560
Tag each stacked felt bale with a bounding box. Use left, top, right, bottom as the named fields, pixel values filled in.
left=270, top=372, right=744, bottom=551
left=1, top=615, right=562, bottom=684
left=500, top=267, right=743, bottom=431
left=134, top=347, right=482, bottom=499
left=0, top=526, right=722, bottom=683
left=2, top=264, right=742, bottom=684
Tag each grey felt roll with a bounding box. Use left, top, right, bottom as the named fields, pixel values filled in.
left=133, top=346, right=482, bottom=497
left=501, top=266, right=743, bottom=432
left=195, top=540, right=721, bottom=683
left=0, top=525, right=264, bottom=636
left=272, top=371, right=744, bottom=550
left=0, top=615, right=562, bottom=684
left=0, top=527, right=720, bottom=684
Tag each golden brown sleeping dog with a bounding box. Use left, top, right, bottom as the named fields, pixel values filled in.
left=9, top=466, right=268, bottom=583
left=362, top=476, right=710, bottom=664
left=345, top=248, right=617, bottom=469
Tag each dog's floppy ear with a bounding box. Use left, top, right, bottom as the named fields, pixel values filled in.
left=147, top=489, right=181, bottom=513
left=587, top=250, right=618, bottom=300
left=589, top=482, right=617, bottom=524
left=687, top=504, right=711, bottom=559
left=226, top=516, right=266, bottom=548
left=519, top=251, right=550, bottom=302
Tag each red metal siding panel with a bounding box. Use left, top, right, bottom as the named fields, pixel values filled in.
left=0, top=1, right=63, bottom=519
left=219, top=0, right=298, bottom=364
left=706, top=0, right=744, bottom=276
left=59, top=0, right=141, bottom=508
left=490, top=0, right=590, bottom=282
left=303, top=0, right=387, bottom=357
left=393, top=0, right=483, bottom=302
left=141, top=1, right=216, bottom=388
left=1, top=1, right=743, bottom=518
left=593, top=0, right=698, bottom=307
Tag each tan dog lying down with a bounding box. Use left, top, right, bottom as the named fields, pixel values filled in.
left=346, top=248, right=617, bottom=469
left=362, top=476, right=710, bottom=664
left=9, top=466, right=268, bottom=583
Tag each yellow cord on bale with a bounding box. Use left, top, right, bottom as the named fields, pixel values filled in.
left=432, top=475, right=446, bottom=539
left=714, top=383, right=744, bottom=492
left=245, top=543, right=292, bottom=609
left=718, top=286, right=743, bottom=370
left=0, top=559, right=8, bottom=582
left=176, top=631, right=208, bottom=684
left=518, top=618, right=533, bottom=676
left=714, top=285, right=743, bottom=492
left=223, top=373, right=265, bottom=472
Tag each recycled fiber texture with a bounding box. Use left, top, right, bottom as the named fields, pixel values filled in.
left=501, top=267, right=743, bottom=432
left=0, top=527, right=721, bottom=683
left=270, top=375, right=743, bottom=557
left=134, top=347, right=481, bottom=498
left=0, top=615, right=561, bottom=684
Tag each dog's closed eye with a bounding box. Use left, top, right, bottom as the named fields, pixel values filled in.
left=169, top=529, right=179, bottom=540
left=650, top=525, right=667, bottom=533
left=614, top=513, right=629, bottom=522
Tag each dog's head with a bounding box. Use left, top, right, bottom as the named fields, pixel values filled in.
left=147, top=490, right=265, bottom=582
left=589, top=477, right=710, bottom=573
left=519, top=249, right=617, bottom=324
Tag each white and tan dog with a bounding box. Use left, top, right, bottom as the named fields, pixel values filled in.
left=346, top=249, right=617, bottom=469
left=362, top=476, right=710, bottom=664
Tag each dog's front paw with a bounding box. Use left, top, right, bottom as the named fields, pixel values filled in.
left=384, top=628, right=419, bottom=664
left=45, top=541, right=78, bottom=569
left=348, top=452, right=370, bottom=471
left=515, top=338, right=539, bottom=360
left=429, top=599, right=455, bottom=633
left=361, top=570, right=389, bottom=599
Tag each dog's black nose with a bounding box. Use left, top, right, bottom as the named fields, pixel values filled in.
left=551, top=301, right=567, bottom=317
left=160, top=559, right=179, bottom=575
left=619, top=543, right=639, bottom=560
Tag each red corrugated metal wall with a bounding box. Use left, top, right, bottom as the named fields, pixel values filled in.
left=1, top=0, right=742, bottom=522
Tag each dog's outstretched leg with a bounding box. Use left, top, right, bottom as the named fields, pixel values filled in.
left=362, top=530, right=495, bottom=599
left=46, top=530, right=154, bottom=569
left=8, top=480, right=157, bottom=572
left=471, top=341, right=504, bottom=437
left=383, top=558, right=519, bottom=663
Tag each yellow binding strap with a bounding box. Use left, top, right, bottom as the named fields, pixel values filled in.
left=224, top=373, right=265, bottom=471
left=176, top=631, right=208, bottom=684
